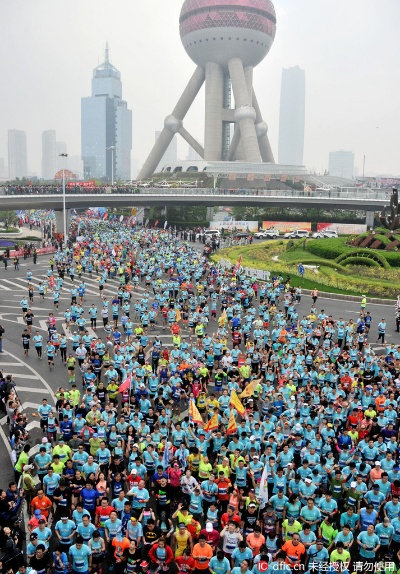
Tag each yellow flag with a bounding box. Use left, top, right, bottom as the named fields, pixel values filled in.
left=240, top=378, right=261, bottom=399
left=175, top=309, right=182, bottom=322
left=189, top=400, right=203, bottom=425
left=229, top=390, right=245, bottom=416
left=203, top=412, right=219, bottom=432
left=226, top=410, right=238, bottom=435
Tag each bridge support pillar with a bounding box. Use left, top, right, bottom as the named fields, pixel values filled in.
left=365, top=211, right=375, bottom=229
left=206, top=206, right=214, bottom=221
left=54, top=209, right=71, bottom=237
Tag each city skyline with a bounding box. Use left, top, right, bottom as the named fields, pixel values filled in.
left=1, top=0, right=399, bottom=178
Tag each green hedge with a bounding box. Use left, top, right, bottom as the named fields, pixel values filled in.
left=380, top=251, right=400, bottom=267
left=306, top=238, right=349, bottom=259
left=341, top=256, right=381, bottom=268
left=335, top=249, right=390, bottom=269
left=373, top=234, right=392, bottom=246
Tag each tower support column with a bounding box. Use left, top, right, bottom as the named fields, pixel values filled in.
left=204, top=62, right=224, bottom=161
left=228, top=58, right=261, bottom=163
left=138, top=66, right=205, bottom=180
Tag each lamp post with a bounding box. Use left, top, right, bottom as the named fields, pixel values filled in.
left=59, top=153, right=68, bottom=246
left=106, top=146, right=115, bottom=185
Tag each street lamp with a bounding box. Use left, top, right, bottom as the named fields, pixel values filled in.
left=59, top=153, right=68, bottom=246
left=106, top=145, right=115, bottom=185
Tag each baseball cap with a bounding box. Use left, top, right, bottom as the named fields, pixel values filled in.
left=30, top=533, right=38, bottom=540
left=249, top=503, right=257, bottom=508
left=34, top=510, right=43, bottom=518
left=250, top=435, right=256, bottom=441
left=131, top=469, right=137, bottom=475
left=350, top=482, right=357, bottom=488
left=373, top=484, right=380, bottom=489
left=375, top=461, right=381, bottom=466
left=23, top=464, right=34, bottom=471
left=206, top=522, right=213, bottom=532
left=305, top=478, right=312, bottom=484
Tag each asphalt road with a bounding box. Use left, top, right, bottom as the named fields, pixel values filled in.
left=0, top=247, right=398, bottom=489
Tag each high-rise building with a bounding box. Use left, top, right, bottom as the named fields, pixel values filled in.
left=8, top=129, right=28, bottom=180
left=155, top=131, right=178, bottom=172
left=81, top=44, right=132, bottom=182
left=186, top=141, right=202, bottom=161
left=328, top=150, right=354, bottom=179
left=42, top=130, right=57, bottom=180
left=278, top=66, right=306, bottom=166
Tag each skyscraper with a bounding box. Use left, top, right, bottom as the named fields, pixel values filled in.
left=155, top=131, right=178, bottom=172
left=8, top=129, right=28, bottom=180
left=42, top=130, right=57, bottom=180
left=328, top=150, right=354, bottom=179
left=278, top=66, right=305, bottom=166
left=81, top=44, right=132, bottom=182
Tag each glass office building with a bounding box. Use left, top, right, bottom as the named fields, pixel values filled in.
left=81, top=45, right=132, bottom=181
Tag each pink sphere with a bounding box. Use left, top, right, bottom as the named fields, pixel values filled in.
left=180, top=0, right=276, bottom=69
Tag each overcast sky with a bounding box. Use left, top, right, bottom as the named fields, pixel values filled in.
left=1, top=0, right=399, bottom=177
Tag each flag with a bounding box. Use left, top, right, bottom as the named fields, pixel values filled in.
left=226, top=410, right=237, bottom=435
left=118, top=374, right=132, bottom=393
left=154, top=220, right=159, bottom=228
left=163, top=434, right=170, bottom=468
left=233, top=254, right=242, bottom=276
left=189, top=400, right=203, bottom=425
left=258, top=464, right=269, bottom=508
left=103, top=212, right=109, bottom=220
left=175, top=309, right=182, bottom=322
left=229, top=390, right=245, bottom=416
left=178, top=446, right=187, bottom=469
left=240, top=378, right=261, bottom=399
left=164, top=221, right=168, bottom=229
left=119, top=215, right=124, bottom=222
left=203, top=412, right=219, bottom=433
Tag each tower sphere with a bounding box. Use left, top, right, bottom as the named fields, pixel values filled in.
left=180, top=0, right=276, bottom=69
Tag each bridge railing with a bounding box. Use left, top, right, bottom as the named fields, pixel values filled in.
left=0, top=186, right=392, bottom=201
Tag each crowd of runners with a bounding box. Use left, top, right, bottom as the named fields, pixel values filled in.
left=2, top=218, right=400, bottom=574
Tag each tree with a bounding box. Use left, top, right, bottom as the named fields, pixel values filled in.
left=0, top=210, right=18, bottom=230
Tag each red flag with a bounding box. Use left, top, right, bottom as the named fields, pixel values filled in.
left=118, top=375, right=131, bottom=393
left=233, top=254, right=242, bottom=276
left=103, top=212, right=109, bottom=220
left=154, top=220, right=159, bottom=228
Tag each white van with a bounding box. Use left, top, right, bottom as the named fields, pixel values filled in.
left=284, top=229, right=310, bottom=239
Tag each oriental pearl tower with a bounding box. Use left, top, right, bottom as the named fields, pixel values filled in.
left=138, top=0, right=277, bottom=180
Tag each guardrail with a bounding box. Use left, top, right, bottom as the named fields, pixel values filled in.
left=0, top=186, right=393, bottom=201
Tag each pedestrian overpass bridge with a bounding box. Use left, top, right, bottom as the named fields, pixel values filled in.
left=0, top=187, right=391, bottom=212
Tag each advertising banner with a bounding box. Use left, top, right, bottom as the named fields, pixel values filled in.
left=67, top=180, right=96, bottom=188
left=9, top=246, right=56, bottom=258
left=262, top=221, right=311, bottom=233
left=210, top=220, right=258, bottom=232
left=317, top=222, right=367, bottom=234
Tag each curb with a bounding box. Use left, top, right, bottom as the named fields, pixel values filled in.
left=300, top=288, right=394, bottom=306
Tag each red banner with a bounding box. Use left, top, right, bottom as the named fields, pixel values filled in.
left=67, top=180, right=95, bottom=188
left=8, top=246, right=56, bottom=258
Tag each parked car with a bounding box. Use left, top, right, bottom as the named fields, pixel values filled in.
left=264, top=229, right=280, bottom=238
left=254, top=231, right=268, bottom=239
left=312, top=230, right=338, bottom=239
left=284, top=229, right=310, bottom=239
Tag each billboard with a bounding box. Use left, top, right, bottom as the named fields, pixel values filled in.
left=210, top=220, right=258, bottom=232
left=317, top=222, right=367, bottom=234
left=262, top=221, right=311, bottom=233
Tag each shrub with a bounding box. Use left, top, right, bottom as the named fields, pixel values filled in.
left=381, top=252, right=400, bottom=267
left=340, top=256, right=380, bottom=268
left=286, top=239, right=295, bottom=251
left=306, top=238, right=348, bottom=259
left=335, top=249, right=390, bottom=269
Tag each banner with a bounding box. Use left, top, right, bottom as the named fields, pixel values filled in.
left=229, top=173, right=236, bottom=181
left=210, top=220, right=258, bottom=232
left=203, top=413, right=219, bottom=432
left=317, top=223, right=367, bottom=235
left=264, top=174, right=271, bottom=182
left=262, top=221, right=311, bottom=233
left=9, top=246, right=56, bottom=258
left=67, top=180, right=95, bottom=188
left=247, top=174, right=255, bottom=181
